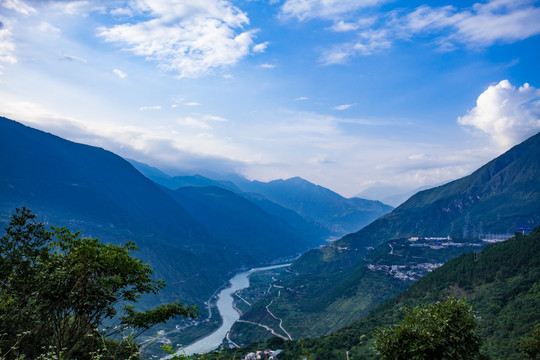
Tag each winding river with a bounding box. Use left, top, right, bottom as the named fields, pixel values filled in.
left=179, top=263, right=291, bottom=356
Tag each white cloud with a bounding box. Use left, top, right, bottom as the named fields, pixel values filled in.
left=320, top=29, right=391, bottom=64
left=1, top=0, right=36, bottom=15
left=49, top=1, right=94, bottom=16
left=334, top=103, right=354, bottom=110
left=253, top=41, right=269, bottom=53
left=396, top=0, right=540, bottom=48
left=177, top=113, right=227, bottom=129
left=200, top=114, right=227, bottom=122
left=98, top=0, right=260, bottom=78
left=113, top=68, right=128, bottom=78
left=184, top=101, right=201, bottom=106
left=261, top=63, right=276, bottom=68
left=295, top=96, right=309, bottom=101
left=110, top=7, right=133, bottom=17
left=139, top=106, right=162, bottom=111
left=458, top=80, right=540, bottom=148
left=177, top=116, right=212, bottom=129
left=37, top=21, right=61, bottom=35
left=328, top=18, right=376, bottom=32
left=300, top=0, right=540, bottom=64
left=281, top=0, right=387, bottom=21
left=0, top=23, right=17, bottom=64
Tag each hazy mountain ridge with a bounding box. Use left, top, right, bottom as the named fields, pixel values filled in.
left=131, top=157, right=393, bottom=238
left=233, top=176, right=393, bottom=235
left=129, top=159, right=241, bottom=193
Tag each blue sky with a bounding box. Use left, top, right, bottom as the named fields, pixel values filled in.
left=1, top=0, right=540, bottom=198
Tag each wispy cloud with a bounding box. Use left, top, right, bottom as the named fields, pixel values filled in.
left=327, top=18, right=376, bottom=32
left=177, top=113, right=227, bottom=129
left=139, top=106, right=162, bottom=111
left=320, top=29, right=391, bottom=64
left=0, top=21, right=17, bottom=64
left=289, top=0, right=540, bottom=64
left=253, top=41, right=269, bottom=53
left=295, top=96, right=309, bottom=101
left=458, top=80, right=540, bottom=148
left=177, top=116, right=212, bottom=129
left=334, top=104, right=354, bottom=110
left=49, top=1, right=95, bottom=16
left=1, top=0, right=36, bottom=15
left=261, top=63, right=276, bottom=69
left=281, top=0, right=387, bottom=21
left=113, top=68, right=127, bottom=78
left=37, top=21, right=61, bottom=35
left=184, top=101, right=201, bottom=106
left=98, top=0, right=261, bottom=78
left=396, top=1, right=540, bottom=48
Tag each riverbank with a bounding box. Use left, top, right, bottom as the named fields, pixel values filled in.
left=178, top=264, right=291, bottom=356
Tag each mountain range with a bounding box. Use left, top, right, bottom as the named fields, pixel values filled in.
left=2, top=116, right=539, bottom=358
left=0, top=116, right=390, bottom=308
left=131, top=161, right=393, bottom=237
left=228, top=130, right=540, bottom=346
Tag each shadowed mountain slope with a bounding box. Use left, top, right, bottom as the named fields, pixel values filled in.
left=164, top=186, right=325, bottom=263
left=0, top=117, right=229, bottom=303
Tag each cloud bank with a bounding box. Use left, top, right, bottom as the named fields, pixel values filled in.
left=98, top=0, right=263, bottom=78
left=458, top=80, right=540, bottom=148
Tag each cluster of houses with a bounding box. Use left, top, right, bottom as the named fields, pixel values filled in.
left=367, top=262, right=443, bottom=281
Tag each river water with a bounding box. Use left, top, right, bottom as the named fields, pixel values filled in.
left=179, top=263, right=291, bottom=356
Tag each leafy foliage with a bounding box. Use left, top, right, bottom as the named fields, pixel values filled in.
left=518, top=324, right=540, bottom=359
left=0, top=208, right=198, bottom=360
left=374, top=298, right=485, bottom=360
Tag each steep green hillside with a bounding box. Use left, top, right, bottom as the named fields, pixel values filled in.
left=275, top=227, right=540, bottom=360
left=339, top=131, right=540, bottom=250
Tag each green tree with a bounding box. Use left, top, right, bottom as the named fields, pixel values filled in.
left=0, top=208, right=199, bottom=360
left=518, top=324, right=540, bottom=359
left=374, top=298, right=486, bottom=360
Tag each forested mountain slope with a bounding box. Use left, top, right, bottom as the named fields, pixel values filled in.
left=276, top=227, right=540, bottom=360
